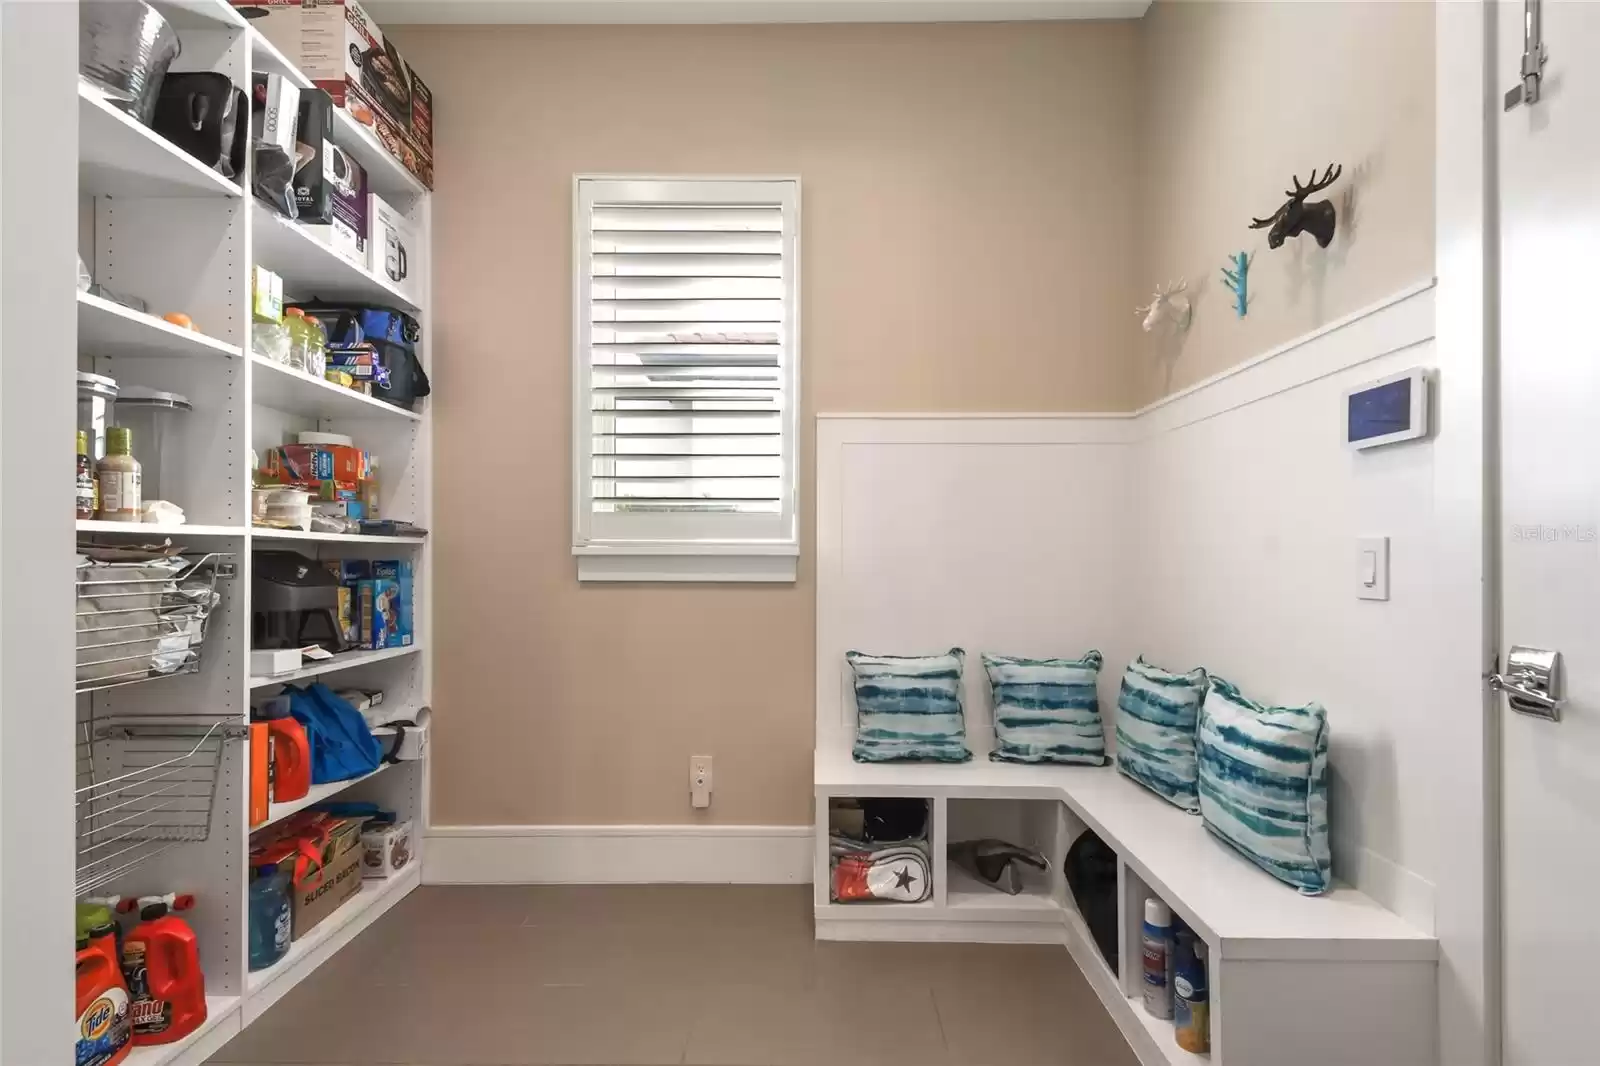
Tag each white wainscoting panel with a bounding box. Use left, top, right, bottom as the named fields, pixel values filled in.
left=814, top=416, right=1138, bottom=762
left=424, top=824, right=814, bottom=884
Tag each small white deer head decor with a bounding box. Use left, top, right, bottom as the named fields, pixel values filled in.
left=1137, top=280, right=1192, bottom=334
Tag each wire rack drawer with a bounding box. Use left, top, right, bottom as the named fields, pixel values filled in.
left=75, top=551, right=232, bottom=694
left=76, top=717, right=245, bottom=897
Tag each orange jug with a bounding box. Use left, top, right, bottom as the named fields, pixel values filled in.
left=76, top=931, right=132, bottom=1066
left=258, top=713, right=311, bottom=803
left=123, top=896, right=207, bottom=1046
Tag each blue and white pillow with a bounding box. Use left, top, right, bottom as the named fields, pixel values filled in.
left=847, top=649, right=972, bottom=763
left=1196, top=677, right=1331, bottom=895
left=985, top=651, right=1107, bottom=765
left=1115, top=658, right=1209, bottom=812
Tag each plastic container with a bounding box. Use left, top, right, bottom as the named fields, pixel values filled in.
left=116, top=388, right=191, bottom=505
left=253, top=700, right=311, bottom=803
left=285, top=308, right=327, bottom=377
left=123, top=897, right=207, bottom=1046
left=76, top=931, right=132, bottom=1066
left=77, top=430, right=98, bottom=519
left=1142, top=897, right=1174, bottom=1020
left=77, top=371, right=119, bottom=463
left=256, top=486, right=313, bottom=531
left=1173, top=927, right=1210, bottom=1053
left=252, top=318, right=292, bottom=365
left=247, top=864, right=292, bottom=971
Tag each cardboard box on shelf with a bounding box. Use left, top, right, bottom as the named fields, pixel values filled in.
left=360, top=559, right=412, bottom=650
left=290, top=837, right=362, bottom=939
left=304, top=154, right=368, bottom=266
left=235, top=0, right=434, bottom=190
left=367, top=193, right=419, bottom=302
left=360, top=820, right=412, bottom=880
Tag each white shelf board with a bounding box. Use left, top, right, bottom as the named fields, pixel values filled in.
left=250, top=204, right=421, bottom=313
left=249, top=644, right=422, bottom=689
left=243, top=863, right=419, bottom=1023
left=150, top=0, right=248, bottom=30
left=254, top=763, right=394, bottom=831
left=121, top=995, right=240, bottom=1066
left=246, top=30, right=427, bottom=202
left=814, top=748, right=1435, bottom=961
left=945, top=862, right=1060, bottom=914
left=251, top=525, right=426, bottom=545
left=248, top=29, right=311, bottom=90
left=79, top=85, right=243, bottom=200
left=250, top=354, right=423, bottom=422
left=78, top=291, right=242, bottom=360
left=76, top=520, right=246, bottom=538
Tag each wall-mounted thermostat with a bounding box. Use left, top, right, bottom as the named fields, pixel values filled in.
left=1344, top=367, right=1431, bottom=450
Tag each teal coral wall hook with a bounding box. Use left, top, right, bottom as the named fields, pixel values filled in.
left=1221, top=251, right=1253, bottom=318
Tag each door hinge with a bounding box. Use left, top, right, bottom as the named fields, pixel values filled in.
left=1505, top=0, right=1549, bottom=111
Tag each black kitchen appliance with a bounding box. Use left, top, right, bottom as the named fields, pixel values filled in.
left=252, top=551, right=348, bottom=652
left=152, top=73, right=247, bottom=180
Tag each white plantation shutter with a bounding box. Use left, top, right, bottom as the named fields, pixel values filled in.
left=573, top=178, right=800, bottom=582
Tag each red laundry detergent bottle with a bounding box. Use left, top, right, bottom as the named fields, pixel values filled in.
left=122, top=894, right=207, bottom=1046
left=76, top=930, right=132, bottom=1066
left=255, top=702, right=311, bottom=803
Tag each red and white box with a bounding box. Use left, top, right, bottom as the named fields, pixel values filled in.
left=235, top=0, right=433, bottom=189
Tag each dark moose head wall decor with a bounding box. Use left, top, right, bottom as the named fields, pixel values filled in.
left=1249, top=163, right=1343, bottom=249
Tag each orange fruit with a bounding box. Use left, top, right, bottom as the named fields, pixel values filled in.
left=163, top=312, right=194, bottom=330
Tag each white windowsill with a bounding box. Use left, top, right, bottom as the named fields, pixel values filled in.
left=574, top=544, right=798, bottom=583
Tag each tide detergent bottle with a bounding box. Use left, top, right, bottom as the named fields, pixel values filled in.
left=122, top=894, right=207, bottom=1046
left=75, top=928, right=132, bottom=1066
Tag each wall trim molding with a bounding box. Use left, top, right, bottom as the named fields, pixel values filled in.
left=1132, top=277, right=1437, bottom=422
left=423, top=824, right=814, bottom=885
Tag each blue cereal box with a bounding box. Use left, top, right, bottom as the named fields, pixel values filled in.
left=361, top=560, right=413, bottom=649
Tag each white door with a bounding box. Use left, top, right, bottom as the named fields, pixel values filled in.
left=1498, top=2, right=1600, bottom=1063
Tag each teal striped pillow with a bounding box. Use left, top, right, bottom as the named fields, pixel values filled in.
left=985, top=651, right=1106, bottom=765
left=1116, top=658, right=1209, bottom=812
left=1197, top=677, right=1331, bottom=895
left=848, top=649, right=972, bottom=763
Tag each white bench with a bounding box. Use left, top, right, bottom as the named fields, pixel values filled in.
left=813, top=748, right=1437, bottom=1066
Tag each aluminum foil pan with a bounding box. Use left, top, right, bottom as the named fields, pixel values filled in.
left=80, top=1, right=181, bottom=127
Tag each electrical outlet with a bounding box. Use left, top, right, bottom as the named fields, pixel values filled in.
left=689, top=755, right=713, bottom=809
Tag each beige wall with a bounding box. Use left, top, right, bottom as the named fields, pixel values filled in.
left=1134, top=0, right=1435, bottom=403
left=391, top=22, right=1145, bottom=825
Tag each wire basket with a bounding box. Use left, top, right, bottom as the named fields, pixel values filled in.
left=75, top=551, right=232, bottom=694
left=75, top=717, right=244, bottom=896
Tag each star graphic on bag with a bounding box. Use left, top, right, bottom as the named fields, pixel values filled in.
left=894, top=865, right=917, bottom=894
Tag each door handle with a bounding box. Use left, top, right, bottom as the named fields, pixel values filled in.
left=1489, top=645, right=1563, bottom=721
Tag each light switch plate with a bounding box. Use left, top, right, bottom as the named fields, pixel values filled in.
left=1357, top=536, right=1390, bottom=601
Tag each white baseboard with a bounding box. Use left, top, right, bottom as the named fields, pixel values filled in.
left=423, top=824, right=814, bottom=885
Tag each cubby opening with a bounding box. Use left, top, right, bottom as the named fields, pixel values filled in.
left=1120, top=863, right=1213, bottom=1062
left=825, top=796, right=934, bottom=905
left=943, top=797, right=1064, bottom=911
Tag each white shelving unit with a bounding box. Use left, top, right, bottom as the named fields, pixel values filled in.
left=67, top=3, right=434, bottom=1061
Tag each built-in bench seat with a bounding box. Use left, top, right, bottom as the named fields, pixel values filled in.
left=813, top=746, right=1437, bottom=1066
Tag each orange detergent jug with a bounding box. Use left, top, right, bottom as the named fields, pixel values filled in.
left=264, top=714, right=311, bottom=803
left=123, top=895, right=207, bottom=1046
left=76, top=931, right=132, bottom=1066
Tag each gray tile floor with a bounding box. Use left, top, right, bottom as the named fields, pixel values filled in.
left=210, top=885, right=1138, bottom=1066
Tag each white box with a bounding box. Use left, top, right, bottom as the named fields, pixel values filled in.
left=250, top=648, right=303, bottom=676
left=367, top=193, right=419, bottom=303
left=360, top=820, right=413, bottom=880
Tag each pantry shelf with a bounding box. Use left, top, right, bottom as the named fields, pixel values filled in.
left=945, top=863, right=1060, bottom=914
left=250, top=204, right=420, bottom=314
left=245, top=29, right=427, bottom=203
left=243, top=863, right=420, bottom=1022
left=250, top=354, right=423, bottom=422
left=121, top=994, right=241, bottom=1066
left=79, top=85, right=243, bottom=200
left=257, top=764, right=394, bottom=831
left=78, top=291, right=243, bottom=361
left=76, top=520, right=247, bottom=538
left=249, top=645, right=423, bottom=689
left=150, top=0, right=248, bottom=31
left=250, top=527, right=427, bottom=546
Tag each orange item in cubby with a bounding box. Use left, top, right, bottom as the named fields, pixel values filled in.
left=123, top=897, right=207, bottom=1046
left=249, top=722, right=270, bottom=826
left=76, top=930, right=132, bottom=1066
left=264, top=716, right=310, bottom=803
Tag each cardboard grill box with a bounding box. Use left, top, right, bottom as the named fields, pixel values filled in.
left=235, top=0, right=434, bottom=189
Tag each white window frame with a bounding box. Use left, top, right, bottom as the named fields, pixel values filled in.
left=572, top=176, right=801, bottom=583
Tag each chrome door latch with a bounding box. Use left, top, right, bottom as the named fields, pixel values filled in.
left=1505, top=0, right=1549, bottom=111
left=1490, top=645, right=1563, bottom=721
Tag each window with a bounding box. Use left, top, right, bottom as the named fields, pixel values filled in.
left=573, top=177, right=800, bottom=582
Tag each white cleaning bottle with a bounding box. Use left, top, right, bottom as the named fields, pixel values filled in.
left=1142, top=897, right=1174, bottom=1019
